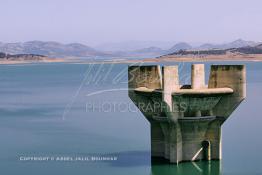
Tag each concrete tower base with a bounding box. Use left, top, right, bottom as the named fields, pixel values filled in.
left=150, top=117, right=222, bottom=163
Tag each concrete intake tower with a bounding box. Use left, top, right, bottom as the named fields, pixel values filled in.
left=128, top=64, right=246, bottom=163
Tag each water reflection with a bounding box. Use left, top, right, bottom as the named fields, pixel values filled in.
left=151, top=159, right=221, bottom=175
left=82, top=151, right=221, bottom=175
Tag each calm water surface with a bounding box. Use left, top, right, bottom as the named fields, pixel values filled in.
left=0, top=61, right=261, bottom=175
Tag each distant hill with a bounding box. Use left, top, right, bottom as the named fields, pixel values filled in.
left=96, top=41, right=174, bottom=51
left=232, top=44, right=262, bottom=54
left=111, top=43, right=192, bottom=58
left=122, top=40, right=256, bottom=57
left=164, top=43, right=262, bottom=56
left=166, top=42, right=192, bottom=54
left=196, top=39, right=257, bottom=50
left=98, top=39, right=258, bottom=58
left=0, top=41, right=109, bottom=58
left=112, top=47, right=165, bottom=58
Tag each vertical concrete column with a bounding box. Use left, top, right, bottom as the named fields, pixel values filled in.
left=191, top=64, right=205, bottom=117
left=162, top=66, right=180, bottom=120
left=151, top=122, right=165, bottom=157
left=161, top=66, right=182, bottom=163
left=205, top=120, right=222, bottom=160
left=159, top=123, right=171, bottom=160
left=162, top=66, right=179, bottom=103
left=191, top=64, right=205, bottom=89
left=169, top=124, right=182, bottom=163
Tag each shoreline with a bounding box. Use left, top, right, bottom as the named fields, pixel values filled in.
left=0, top=58, right=66, bottom=65
left=1, top=54, right=262, bottom=65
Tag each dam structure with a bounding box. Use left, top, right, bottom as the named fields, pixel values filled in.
left=128, top=64, right=246, bottom=163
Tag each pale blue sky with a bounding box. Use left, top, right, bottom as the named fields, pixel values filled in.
left=0, top=0, right=261, bottom=46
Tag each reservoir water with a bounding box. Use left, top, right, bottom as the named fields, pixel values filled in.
left=0, top=61, right=261, bottom=175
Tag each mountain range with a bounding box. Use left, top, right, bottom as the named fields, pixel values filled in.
left=195, top=39, right=258, bottom=50
left=166, top=43, right=262, bottom=56
left=0, top=39, right=260, bottom=58
left=0, top=41, right=108, bottom=58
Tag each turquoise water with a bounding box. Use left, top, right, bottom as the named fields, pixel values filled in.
left=0, top=62, right=261, bottom=175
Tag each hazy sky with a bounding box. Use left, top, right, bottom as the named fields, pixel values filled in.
left=0, top=0, right=262, bottom=46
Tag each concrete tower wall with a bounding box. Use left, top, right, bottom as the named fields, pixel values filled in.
left=128, top=66, right=166, bottom=159
left=128, top=66, right=162, bottom=90
left=128, top=66, right=162, bottom=121
left=208, top=65, right=246, bottom=118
